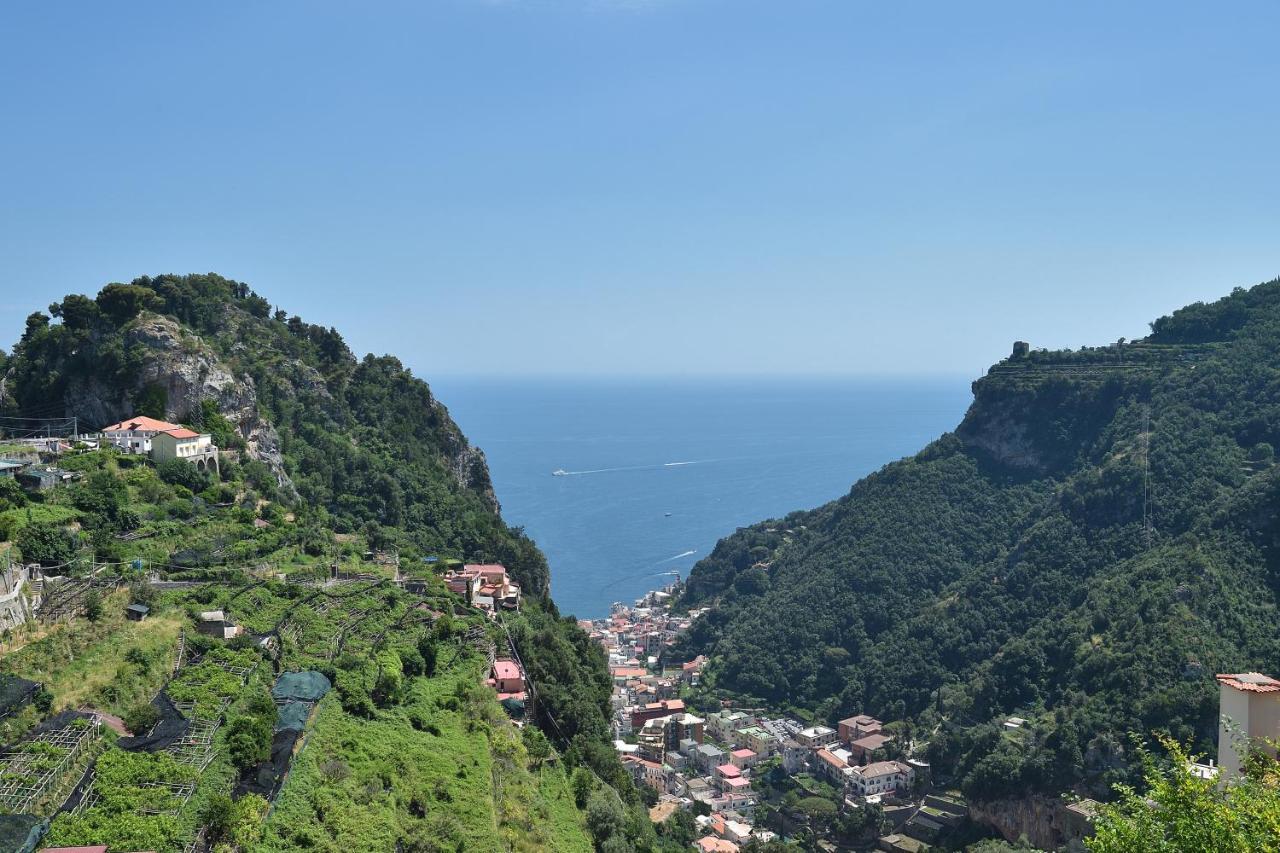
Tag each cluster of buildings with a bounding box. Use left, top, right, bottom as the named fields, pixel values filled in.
left=99, top=415, right=220, bottom=473
left=0, top=456, right=81, bottom=493
left=586, top=587, right=928, bottom=852
left=442, top=563, right=522, bottom=616
left=1, top=413, right=224, bottom=490
left=0, top=438, right=88, bottom=494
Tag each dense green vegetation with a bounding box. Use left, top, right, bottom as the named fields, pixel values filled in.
left=673, top=278, right=1280, bottom=804
left=1089, top=737, right=1280, bottom=851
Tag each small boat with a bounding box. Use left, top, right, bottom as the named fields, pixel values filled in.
left=664, top=512, right=672, bottom=517
left=552, top=469, right=569, bottom=476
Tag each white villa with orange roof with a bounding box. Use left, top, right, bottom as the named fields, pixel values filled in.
left=101, top=415, right=220, bottom=472
left=101, top=415, right=185, bottom=454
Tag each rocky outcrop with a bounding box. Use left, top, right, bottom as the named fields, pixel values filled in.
left=59, top=313, right=294, bottom=493
left=970, top=794, right=1094, bottom=851
left=956, top=397, right=1047, bottom=471
left=450, top=444, right=499, bottom=513
left=128, top=314, right=256, bottom=421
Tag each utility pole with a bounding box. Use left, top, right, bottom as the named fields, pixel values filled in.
left=1142, top=404, right=1153, bottom=550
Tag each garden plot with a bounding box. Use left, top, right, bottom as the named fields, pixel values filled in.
left=0, top=712, right=101, bottom=816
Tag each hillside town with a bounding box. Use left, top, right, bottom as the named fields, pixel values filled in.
left=581, top=585, right=982, bottom=852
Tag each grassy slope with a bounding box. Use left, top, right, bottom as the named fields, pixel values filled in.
left=0, top=592, right=181, bottom=743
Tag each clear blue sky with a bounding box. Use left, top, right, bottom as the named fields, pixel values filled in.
left=2, top=1, right=1277, bottom=378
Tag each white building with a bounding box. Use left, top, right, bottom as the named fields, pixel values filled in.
left=848, top=760, right=914, bottom=797
left=101, top=415, right=184, bottom=454
left=1216, top=672, right=1280, bottom=778
left=151, top=428, right=219, bottom=473
left=796, top=725, right=838, bottom=749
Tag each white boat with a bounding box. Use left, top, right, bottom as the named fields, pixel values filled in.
left=552, top=469, right=569, bottom=476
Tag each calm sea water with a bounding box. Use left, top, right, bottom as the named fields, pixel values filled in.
left=431, top=377, right=972, bottom=619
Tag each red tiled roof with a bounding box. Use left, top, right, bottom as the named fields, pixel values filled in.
left=158, top=427, right=201, bottom=439
left=1217, top=672, right=1280, bottom=693
left=101, top=415, right=180, bottom=433
left=731, top=748, right=756, bottom=758
left=723, top=776, right=751, bottom=789
left=715, top=763, right=741, bottom=778
left=852, top=733, right=892, bottom=750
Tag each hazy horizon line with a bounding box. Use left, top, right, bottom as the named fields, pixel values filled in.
left=425, top=370, right=979, bottom=382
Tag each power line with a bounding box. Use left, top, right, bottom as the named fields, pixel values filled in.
left=1141, top=403, right=1153, bottom=549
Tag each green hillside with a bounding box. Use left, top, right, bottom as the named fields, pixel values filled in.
left=672, top=277, right=1280, bottom=803
left=0, top=275, right=665, bottom=852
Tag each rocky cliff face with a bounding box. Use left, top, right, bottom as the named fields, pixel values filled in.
left=956, top=363, right=1140, bottom=476
left=970, top=794, right=1094, bottom=851
left=57, top=315, right=252, bottom=423
left=57, top=314, right=295, bottom=492
left=448, top=441, right=500, bottom=513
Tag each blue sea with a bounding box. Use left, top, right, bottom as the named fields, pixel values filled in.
left=431, top=377, right=973, bottom=619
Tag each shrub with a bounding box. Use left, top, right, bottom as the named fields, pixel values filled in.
left=156, top=458, right=212, bottom=493
left=0, top=478, right=27, bottom=512
left=83, top=589, right=103, bottom=622
left=16, top=520, right=76, bottom=566
left=123, top=702, right=160, bottom=735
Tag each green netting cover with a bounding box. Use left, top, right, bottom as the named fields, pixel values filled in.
left=271, top=670, right=332, bottom=703
left=275, top=700, right=313, bottom=732
left=501, top=696, right=526, bottom=715
left=0, top=814, right=47, bottom=853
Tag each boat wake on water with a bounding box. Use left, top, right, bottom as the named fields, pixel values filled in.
left=552, top=460, right=716, bottom=476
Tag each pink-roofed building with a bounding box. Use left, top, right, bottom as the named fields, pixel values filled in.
left=715, top=763, right=742, bottom=781
left=444, top=564, right=521, bottom=614
left=729, top=748, right=758, bottom=769
left=491, top=659, right=524, bottom=694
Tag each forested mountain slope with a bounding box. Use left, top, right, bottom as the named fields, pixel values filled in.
left=672, top=278, right=1280, bottom=802
left=0, top=274, right=548, bottom=595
